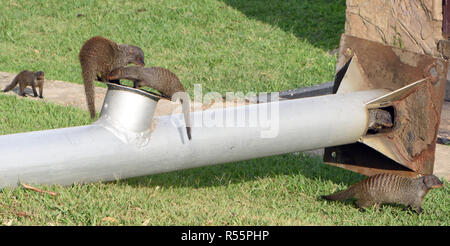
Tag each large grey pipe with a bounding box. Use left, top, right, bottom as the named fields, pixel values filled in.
left=0, top=84, right=387, bottom=188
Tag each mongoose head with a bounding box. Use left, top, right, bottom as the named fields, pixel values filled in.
left=108, top=68, right=122, bottom=81
left=35, top=71, right=45, bottom=80
left=124, top=45, right=145, bottom=67
left=376, top=110, right=393, bottom=128
left=420, top=175, right=444, bottom=189
left=368, top=109, right=393, bottom=130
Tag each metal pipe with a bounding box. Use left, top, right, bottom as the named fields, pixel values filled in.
left=0, top=84, right=388, bottom=188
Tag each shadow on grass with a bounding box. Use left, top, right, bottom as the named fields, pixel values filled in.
left=119, top=1, right=351, bottom=190
left=121, top=153, right=364, bottom=189
left=220, top=0, right=346, bottom=50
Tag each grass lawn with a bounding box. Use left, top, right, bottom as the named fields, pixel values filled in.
left=0, top=0, right=448, bottom=226
left=1, top=94, right=449, bottom=226
left=0, top=0, right=343, bottom=95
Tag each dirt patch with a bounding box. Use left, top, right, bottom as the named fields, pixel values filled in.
left=0, top=71, right=250, bottom=117
left=0, top=71, right=106, bottom=112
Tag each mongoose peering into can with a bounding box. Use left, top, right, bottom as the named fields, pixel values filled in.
left=109, top=66, right=192, bottom=140
left=79, top=36, right=145, bottom=118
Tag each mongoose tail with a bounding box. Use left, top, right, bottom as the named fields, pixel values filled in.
left=81, top=67, right=97, bottom=118
left=321, top=186, right=356, bottom=201
left=3, top=75, right=19, bottom=92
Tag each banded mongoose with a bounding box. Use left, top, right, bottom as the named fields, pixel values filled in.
left=321, top=173, right=444, bottom=213
left=79, top=36, right=145, bottom=118
left=367, top=108, right=393, bottom=132
left=108, top=66, right=192, bottom=140
left=3, top=70, right=45, bottom=98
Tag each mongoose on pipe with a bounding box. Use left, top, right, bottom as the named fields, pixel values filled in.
left=3, top=70, right=45, bottom=98
left=109, top=66, right=192, bottom=140
left=79, top=36, right=145, bottom=118
left=321, top=173, right=444, bottom=213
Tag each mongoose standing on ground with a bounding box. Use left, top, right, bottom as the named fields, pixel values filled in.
left=321, top=173, right=444, bottom=213
left=3, top=70, right=45, bottom=98
left=109, top=66, right=192, bottom=140
left=79, top=36, right=145, bottom=118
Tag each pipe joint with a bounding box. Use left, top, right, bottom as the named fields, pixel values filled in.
left=94, top=83, right=162, bottom=146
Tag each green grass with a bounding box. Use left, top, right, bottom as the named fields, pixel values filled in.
left=0, top=0, right=343, bottom=95
left=0, top=94, right=91, bottom=135
left=0, top=93, right=449, bottom=226
left=1, top=0, right=448, bottom=226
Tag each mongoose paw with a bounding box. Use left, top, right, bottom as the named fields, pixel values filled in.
left=404, top=205, right=423, bottom=214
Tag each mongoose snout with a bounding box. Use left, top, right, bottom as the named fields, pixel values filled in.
left=108, top=69, right=123, bottom=81
left=36, top=72, right=45, bottom=80
left=423, top=175, right=444, bottom=189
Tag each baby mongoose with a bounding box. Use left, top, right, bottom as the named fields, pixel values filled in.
left=321, top=173, right=444, bottom=213
left=3, top=70, right=45, bottom=98
left=79, top=36, right=145, bottom=118
left=109, top=66, right=192, bottom=140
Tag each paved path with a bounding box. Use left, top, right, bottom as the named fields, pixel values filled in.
left=0, top=71, right=243, bottom=117
left=1, top=71, right=448, bottom=180
left=0, top=71, right=107, bottom=113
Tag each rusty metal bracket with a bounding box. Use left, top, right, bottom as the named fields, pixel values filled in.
left=324, top=35, right=448, bottom=177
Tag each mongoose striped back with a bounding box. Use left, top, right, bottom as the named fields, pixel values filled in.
left=321, top=173, right=443, bottom=213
